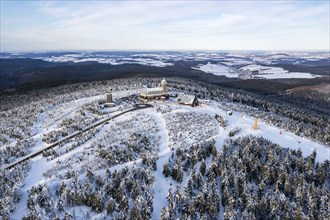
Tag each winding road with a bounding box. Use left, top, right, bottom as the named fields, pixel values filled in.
left=2, top=104, right=153, bottom=171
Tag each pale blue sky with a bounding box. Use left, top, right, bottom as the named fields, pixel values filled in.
left=1, top=0, right=329, bottom=51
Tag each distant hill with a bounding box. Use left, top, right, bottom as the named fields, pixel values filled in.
left=1, top=58, right=329, bottom=96
left=0, top=58, right=234, bottom=91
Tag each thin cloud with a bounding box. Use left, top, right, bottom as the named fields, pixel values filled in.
left=1, top=0, right=329, bottom=51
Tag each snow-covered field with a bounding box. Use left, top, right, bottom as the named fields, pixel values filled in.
left=1, top=86, right=329, bottom=219
left=193, top=62, right=321, bottom=79
left=2, top=51, right=328, bottom=80
left=40, top=55, right=174, bottom=67
left=239, top=64, right=319, bottom=79
left=192, top=62, right=238, bottom=78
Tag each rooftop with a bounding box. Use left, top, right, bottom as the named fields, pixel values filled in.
left=178, top=94, right=196, bottom=104
left=145, top=87, right=163, bottom=92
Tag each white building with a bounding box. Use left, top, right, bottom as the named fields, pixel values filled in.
left=140, top=78, right=168, bottom=100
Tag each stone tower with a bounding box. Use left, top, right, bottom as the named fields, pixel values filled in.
left=107, top=93, right=112, bottom=103
left=161, top=78, right=167, bottom=92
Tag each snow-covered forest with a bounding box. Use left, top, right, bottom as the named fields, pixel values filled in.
left=0, top=77, right=329, bottom=219
left=161, top=137, right=330, bottom=219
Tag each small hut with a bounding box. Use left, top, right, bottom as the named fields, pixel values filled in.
left=177, top=94, right=199, bottom=107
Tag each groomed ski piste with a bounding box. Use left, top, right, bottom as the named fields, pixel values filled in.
left=3, top=88, right=330, bottom=220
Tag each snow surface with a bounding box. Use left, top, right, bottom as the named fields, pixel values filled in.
left=149, top=111, right=171, bottom=219
left=39, top=55, right=173, bottom=67
left=198, top=102, right=329, bottom=163
left=11, top=156, right=50, bottom=219
left=240, top=64, right=319, bottom=79
left=193, top=62, right=321, bottom=79
left=8, top=91, right=330, bottom=219
left=192, top=62, right=238, bottom=78
left=2, top=51, right=328, bottom=80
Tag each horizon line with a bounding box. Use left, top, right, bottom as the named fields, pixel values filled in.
left=1, top=48, right=329, bottom=53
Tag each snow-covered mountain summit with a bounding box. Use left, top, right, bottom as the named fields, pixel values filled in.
left=1, top=78, right=329, bottom=219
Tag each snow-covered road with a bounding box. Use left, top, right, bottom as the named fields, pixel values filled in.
left=149, top=111, right=171, bottom=220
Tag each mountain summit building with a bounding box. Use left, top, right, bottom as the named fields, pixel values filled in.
left=140, top=78, right=169, bottom=100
